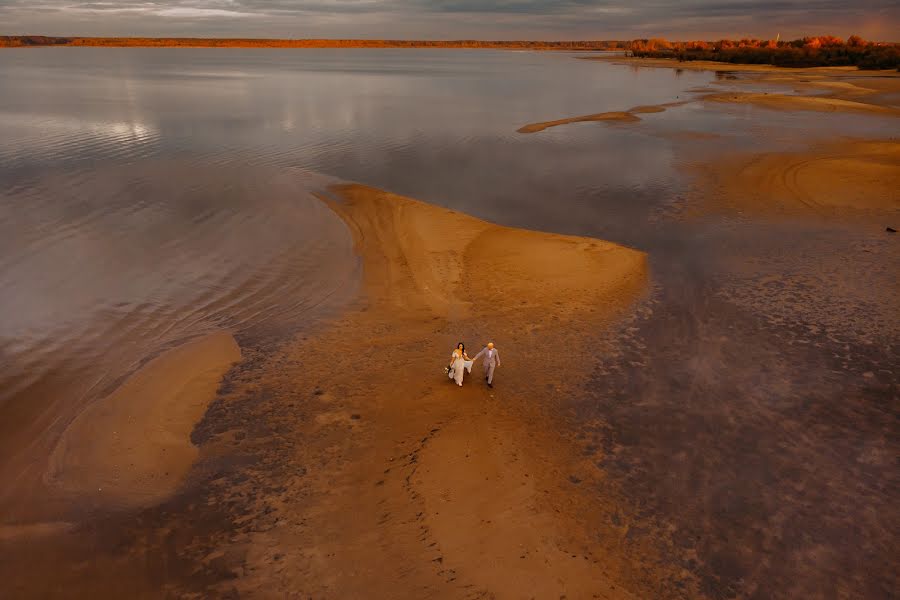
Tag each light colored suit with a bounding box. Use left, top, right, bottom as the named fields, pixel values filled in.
left=473, top=347, right=500, bottom=384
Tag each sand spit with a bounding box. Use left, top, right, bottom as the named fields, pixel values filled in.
left=517, top=102, right=685, bottom=134
left=517, top=111, right=639, bottom=133
left=318, top=184, right=646, bottom=316
left=703, top=91, right=900, bottom=115
left=216, top=185, right=667, bottom=598
left=694, top=140, right=900, bottom=217
left=45, top=331, right=240, bottom=508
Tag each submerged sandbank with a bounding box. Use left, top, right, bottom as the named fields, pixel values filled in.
left=702, top=91, right=900, bottom=115
left=522, top=54, right=899, bottom=138
left=520, top=60, right=899, bottom=136
left=45, top=331, right=240, bottom=507
left=517, top=101, right=685, bottom=134
left=517, top=111, right=640, bottom=133
left=695, top=139, right=900, bottom=216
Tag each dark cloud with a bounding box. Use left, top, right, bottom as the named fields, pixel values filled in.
left=0, top=0, right=897, bottom=39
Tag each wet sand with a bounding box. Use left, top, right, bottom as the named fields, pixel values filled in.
left=522, top=58, right=900, bottom=135
left=217, top=184, right=669, bottom=598
left=702, top=91, right=900, bottom=115
left=45, top=332, right=240, bottom=508
left=695, top=140, right=900, bottom=217
left=1, top=184, right=680, bottom=598
left=518, top=110, right=640, bottom=133
left=517, top=102, right=686, bottom=134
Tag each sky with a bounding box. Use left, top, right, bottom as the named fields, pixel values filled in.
left=1, top=0, right=898, bottom=41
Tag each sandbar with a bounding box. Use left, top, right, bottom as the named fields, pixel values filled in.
left=318, top=184, right=647, bottom=315
left=695, top=140, right=900, bottom=216
left=702, top=91, right=900, bottom=115
left=45, top=331, right=240, bottom=507
left=517, top=101, right=686, bottom=134
left=212, top=184, right=663, bottom=598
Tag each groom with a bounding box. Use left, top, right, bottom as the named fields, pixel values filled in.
left=473, top=342, right=501, bottom=388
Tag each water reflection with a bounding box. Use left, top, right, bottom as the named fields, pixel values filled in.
left=0, top=47, right=896, bottom=597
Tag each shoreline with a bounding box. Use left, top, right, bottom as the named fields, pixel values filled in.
left=0, top=183, right=674, bottom=597
left=580, top=54, right=900, bottom=73
left=518, top=58, right=899, bottom=135
left=45, top=331, right=241, bottom=509
left=220, top=184, right=672, bottom=598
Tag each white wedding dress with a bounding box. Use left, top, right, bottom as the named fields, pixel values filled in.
left=449, top=352, right=473, bottom=386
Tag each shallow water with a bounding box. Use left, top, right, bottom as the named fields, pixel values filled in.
left=1, top=48, right=897, bottom=597
left=0, top=49, right=714, bottom=438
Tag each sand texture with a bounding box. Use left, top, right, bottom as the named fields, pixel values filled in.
left=517, top=102, right=687, bottom=134
left=695, top=140, right=900, bottom=216
left=517, top=110, right=640, bottom=133
left=217, top=185, right=663, bottom=598
left=317, top=184, right=646, bottom=317
left=44, top=331, right=240, bottom=507
left=702, top=91, right=900, bottom=115
left=0, top=183, right=670, bottom=598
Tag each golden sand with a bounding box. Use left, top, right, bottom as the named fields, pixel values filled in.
left=318, top=184, right=646, bottom=316
left=2, top=182, right=664, bottom=597
left=218, top=185, right=665, bottom=598
left=45, top=331, right=240, bottom=507
left=517, top=111, right=640, bottom=133
left=517, top=101, right=687, bottom=134
left=696, top=140, right=900, bottom=216
left=702, top=91, right=900, bottom=115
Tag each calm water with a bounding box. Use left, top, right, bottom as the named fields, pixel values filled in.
left=0, top=49, right=715, bottom=430
left=1, top=48, right=897, bottom=597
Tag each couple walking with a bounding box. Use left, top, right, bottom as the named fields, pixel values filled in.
left=448, top=342, right=500, bottom=388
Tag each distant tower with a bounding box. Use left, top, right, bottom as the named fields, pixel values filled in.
left=776, top=33, right=780, bottom=43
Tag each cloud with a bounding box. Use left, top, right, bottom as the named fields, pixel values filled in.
left=0, top=0, right=897, bottom=39
left=154, top=7, right=259, bottom=18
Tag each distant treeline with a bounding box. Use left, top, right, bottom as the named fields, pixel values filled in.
left=629, top=36, right=900, bottom=69
left=0, top=36, right=628, bottom=50
left=4, top=35, right=898, bottom=69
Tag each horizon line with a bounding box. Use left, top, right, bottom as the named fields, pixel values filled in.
left=3, top=34, right=898, bottom=44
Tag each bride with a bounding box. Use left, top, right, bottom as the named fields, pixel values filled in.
left=447, top=342, right=473, bottom=386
